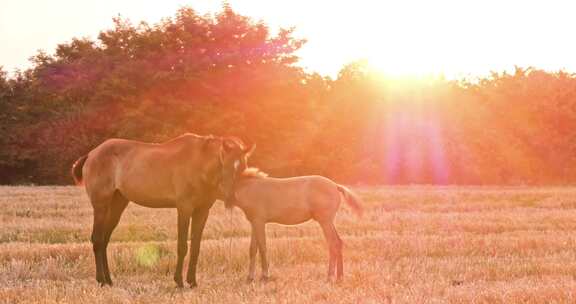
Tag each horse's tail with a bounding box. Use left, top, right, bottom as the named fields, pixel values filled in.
left=71, top=155, right=88, bottom=185
left=336, top=185, right=364, bottom=217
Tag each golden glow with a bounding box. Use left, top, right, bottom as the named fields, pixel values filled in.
left=225, top=0, right=576, bottom=78
left=2, top=0, right=576, bottom=78
left=365, top=55, right=443, bottom=78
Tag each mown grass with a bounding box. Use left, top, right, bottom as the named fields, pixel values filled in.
left=2, top=186, right=576, bottom=303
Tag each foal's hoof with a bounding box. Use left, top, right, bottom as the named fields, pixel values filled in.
left=325, top=276, right=343, bottom=283
left=260, top=275, right=275, bottom=283
left=246, top=277, right=255, bottom=284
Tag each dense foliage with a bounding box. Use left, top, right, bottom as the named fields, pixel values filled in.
left=2, top=6, right=576, bottom=185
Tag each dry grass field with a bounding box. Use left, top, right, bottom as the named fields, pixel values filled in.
left=2, top=186, right=576, bottom=303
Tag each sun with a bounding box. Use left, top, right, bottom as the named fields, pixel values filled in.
left=366, top=56, right=437, bottom=78
left=362, top=43, right=460, bottom=79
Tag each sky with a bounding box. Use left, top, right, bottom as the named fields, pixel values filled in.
left=1, top=0, right=576, bottom=78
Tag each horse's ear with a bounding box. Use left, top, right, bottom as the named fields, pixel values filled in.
left=218, top=144, right=225, bottom=166
left=244, top=143, right=256, bottom=157
left=223, top=138, right=238, bottom=151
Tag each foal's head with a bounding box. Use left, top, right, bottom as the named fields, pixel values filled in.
left=217, top=138, right=255, bottom=205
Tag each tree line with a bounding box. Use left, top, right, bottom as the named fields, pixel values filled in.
left=2, top=5, right=576, bottom=185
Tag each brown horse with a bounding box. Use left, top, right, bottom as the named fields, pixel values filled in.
left=71, top=133, right=254, bottom=288
left=224, top=168, right=363, bottom=282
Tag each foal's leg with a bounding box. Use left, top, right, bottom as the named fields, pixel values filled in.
left=101, top=194, right=129, bottom=286
left=186, top=203, right=213, bottom=288
left=252, top=221, right=269, bottom=280
left=319, top=221, right=343, bottom=281
left=334, top=228, right=344, bottom=280
left=247, top=228, right=258, bottom=282
left=174, top=209, right=191, bottom=288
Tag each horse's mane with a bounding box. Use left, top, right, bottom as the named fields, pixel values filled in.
left=165, top=133, right=207, bottom=144
left=166, top=134, right=247, bottom=151
left=240, top=167, right=268, bottom=179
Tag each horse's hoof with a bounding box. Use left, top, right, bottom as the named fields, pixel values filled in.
left=260, top=276, right=275, bottom=283
left=189, top=282, right=198, bottom=289
left=246, top=277, right=255, bottom=284
left=97, top=279, right=112, bottom=287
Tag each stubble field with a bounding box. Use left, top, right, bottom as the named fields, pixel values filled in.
left=2, top=186, right=576, bottom=303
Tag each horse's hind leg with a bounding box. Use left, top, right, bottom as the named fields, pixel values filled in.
left=319, top=221, right=343, bottom=281
left=91, top=203, right=109, bottom=286
left=101, top=192, right=129, bottom=286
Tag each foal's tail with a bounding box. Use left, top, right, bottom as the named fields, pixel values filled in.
left=336, top=185, right=364, bottom=217
left=71, top=155, right=88, bottom=185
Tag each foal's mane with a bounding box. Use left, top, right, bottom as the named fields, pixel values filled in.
left=240, top=167, right=268, bottom=179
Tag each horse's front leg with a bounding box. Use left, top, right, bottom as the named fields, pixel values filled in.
left=186, top=202, right=214, bottom=288
left=174, top=209, right=191, bottom=288
left=252, top=220, right=269, bottom=281
left=247, top=227, right=258, bottom=282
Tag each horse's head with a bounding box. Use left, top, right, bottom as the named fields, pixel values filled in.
left=217, top=137, right=255, bottom=205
